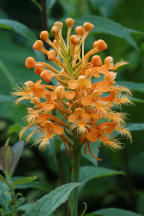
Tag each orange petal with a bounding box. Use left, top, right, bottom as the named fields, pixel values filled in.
left=81, top=112, right=91, bottom=120
left=68, top=80, right=78, bottom=89
left=86, top=129, right=98, bottom=142
left=68, top=114, right=77, bottom=123
left=53, top=124, right=64, bottom=135
left=78, top=78, right=91, bottom=89
left=81, top=95, right=93, bottom=106
left=64, top=91, right=76, bottom=100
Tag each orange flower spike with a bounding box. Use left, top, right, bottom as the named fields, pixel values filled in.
left=14, top=18, right=132, bottom=156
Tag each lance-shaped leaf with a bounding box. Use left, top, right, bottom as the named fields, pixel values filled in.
left=0, top=19, right=36, bottom=42
left=12, top=176, right=37, bottom=188
left=76, top=16, right=138, bottom=49
left=23, top=183, right=80, bottom=216
left=0, top=146, right=14, bottom=174
left=79, top=166, right=124, bottom=188
left=10, top=141, right=24, bottom=175
left=86, top=208, right=142, bottom=216
left=0, top=181, right=11, bottom=208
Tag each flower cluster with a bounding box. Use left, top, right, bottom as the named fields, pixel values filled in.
left=14, top=18, right=132, bottom=160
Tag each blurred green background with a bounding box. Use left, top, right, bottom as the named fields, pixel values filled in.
left=0, top=0, right=144, bottom=215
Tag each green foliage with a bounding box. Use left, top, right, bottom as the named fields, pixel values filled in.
left=12, top=176, right=37, bottom=188
left=76, top=16, right=138, bottom=49
left=23, top=183, right=80, bottom=216
left=0, top=19, right=36, bottom=42
left=10, top=141, right=24, bottom=175
left=86, top=208, right=142, bottom=216
left=79, top=166, right=124, bottom=186
left=0, top=181, right=11, bottom=208
left=0, top=145, right=14, bottom=174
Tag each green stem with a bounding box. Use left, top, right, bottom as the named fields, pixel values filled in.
left=71, top=146, right=81, bottom=216
left=5, top=175, right=18, bottom=216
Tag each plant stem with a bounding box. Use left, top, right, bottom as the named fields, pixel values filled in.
left=41, top=0, right=47, bottom=30
left=71, top=145, right=81, bottom=216
left=6, top=177, right=18, bottom=216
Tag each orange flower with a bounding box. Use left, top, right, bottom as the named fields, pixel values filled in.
left=14, top=18, right=132, bottom=160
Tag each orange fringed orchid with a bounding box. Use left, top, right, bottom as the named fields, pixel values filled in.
left=13, top=18, right=132, bottom=160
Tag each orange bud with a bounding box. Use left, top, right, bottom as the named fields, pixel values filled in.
left=40, top=31, right=49, bottom=40
left=93, top=39, right=108, bottom=51
left=33, top=40, right=43, bottom=51
left=92, top=55, right=102, bottom=67
left=47, top=50, right=56, bottom=61
left=40, top=70, right=52, bottom=82
left=75, top=26, right=85, bottom=35
left=71, top=35, right=80, bottom=45
left=83, top=22, right=94, bottom=32
left=34, top=66, right=44, bottom=74
left=51, top=26, right=59, bottom=36
left=54, top=21, right=63, bottom=28
left=25, top=57, right=35, bottom=68
left=65, top=18, right=75, bottom=27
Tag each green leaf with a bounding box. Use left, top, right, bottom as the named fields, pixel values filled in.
left=0, top=175, right=5, bottom=182
left=12, top=176, right=37, bottom=188
left=0, top=19, right=36, bottom=42
left=0, top=146, right=14, bottom=174
left=81, top=141, right=100, bottom=166
left=0, top=182, right=11, bottom=208
left=0, top=58, right=16, bottom=89
left=89, top=0, right=118, bottom=17
left=127, top=123, right=144, bottom=132
left=79, top=166, right=124, bottom=186
left=18, top=203, right=34, bottom=214
left=10, top=141, right=24, bottom=175
left=86, top=208, right=142, bottom=216
left=76, top=16, right=137, bottom=49
left=118, top=81, right=144, bottom=93
left=14, top=180, right=51, bottom=192
left=30, top=0, right=42, bottom=11
left=0, top=95, right=15, bottom=103
left=23, top=183, right=80, bottom=216
left=131, top=97, right=144, bottom=104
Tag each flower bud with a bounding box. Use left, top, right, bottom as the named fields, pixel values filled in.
left=93, top=39, right=108, bottom=51
left=65, top=18, right=75, bottom=27
left=25, top=57, right=35, bottom=68
left=83, top=22, right=94, bottom=32
left=54, top=21, right=63, bottom=28
left=40, top=31, right=49, bottom=40
left=33, top=40, right=43, bottom=51
left=34, top=66, right=44, bottom=74
left=47, top=50, right=56, bottom=61
left=71, top=35, right=80, bottom=45
left=51, top=26, right=59, bottom=36
left=75, top=26, right=85, bottom=36
left=40, top=70, right=52, bottom=82
left=92, top=55, right=102, bottom=67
